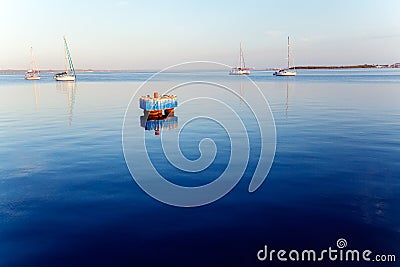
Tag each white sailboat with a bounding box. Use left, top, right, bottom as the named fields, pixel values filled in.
left=54, top=36, right=76, bottom=81
left=24, top=47, right=40, bottom=80
left=274, top=36, right=296, bottom=76
left=230, top=42, right=250, bottom=75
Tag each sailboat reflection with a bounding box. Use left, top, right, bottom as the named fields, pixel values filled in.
left=56, top=81, right=76, bottom=125
left=284, top=80, right=295, bottom=118
left=33, top=81, right=39, bottom=111
left=286, top=81, right=289, bottom=118
left=139, top=92, right=178, bottom=136
left=239, top=81, right=243, bottom=109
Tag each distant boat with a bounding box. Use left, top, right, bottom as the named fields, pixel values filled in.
left=54, top=36, right=76, bottom=81
left=24, top=47, right=40, bottom=80
left=274, top=36, right=296, bottom=76
left=230, top=43, right=250, bottom=75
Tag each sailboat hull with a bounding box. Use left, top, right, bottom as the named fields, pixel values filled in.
left=55, top=75, right=76, bottom=81
left=25, top=76, right=41, bottom=80
left=229, top=68, right=250, bottom=75
left=273, top=70, right=296, bottom=76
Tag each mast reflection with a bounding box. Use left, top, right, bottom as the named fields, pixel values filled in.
left=56, top=81, right=76, bottom=125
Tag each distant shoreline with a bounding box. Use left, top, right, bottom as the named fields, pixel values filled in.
left=0, top=69, right=154, bottom=74
left=293, top=64, right=398, bottom=70
left=259, top=63, right=399, bottom=71
left=1, top=64, right=399, bottom=74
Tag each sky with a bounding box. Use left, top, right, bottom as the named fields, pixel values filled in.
left=1, top=0, right=399, bottom=70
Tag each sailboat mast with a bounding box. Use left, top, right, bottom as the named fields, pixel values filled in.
left=30, top=47, right=34, bottom=71
left=63, top=36, right=69, bottom=75
left=239, top=42, right=243, bottom=69
left=63, top=36, right=75, bottom=76
left=287, top=36, right=290, bottom=69
left=32, top=47, right=39, bottom=72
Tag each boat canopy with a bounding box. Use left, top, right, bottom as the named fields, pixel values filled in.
left=54, top=71, right=67, bottom=76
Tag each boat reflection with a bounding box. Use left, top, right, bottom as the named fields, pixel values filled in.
left=286, top=81, right=289, bottom=118
left=283, top=80, right=294, bottom=118
left=56, top=81, right=76, bottom=125
left=33, top=81, right=39, bottom=111
left=139, top=92, right=178, bottom=135
left=140, top=113, right=178, bottom=136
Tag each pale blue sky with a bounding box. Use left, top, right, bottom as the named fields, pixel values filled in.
left=1, top=0, right=399, bottom=70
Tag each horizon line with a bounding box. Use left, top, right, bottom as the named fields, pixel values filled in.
left=1, top=62, right=399, bottom=73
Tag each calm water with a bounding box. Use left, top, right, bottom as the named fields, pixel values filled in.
left=1, top=69, right=399, bottom=266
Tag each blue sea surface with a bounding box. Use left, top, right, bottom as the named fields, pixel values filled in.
left=0, top=69, right=399, bottom=266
